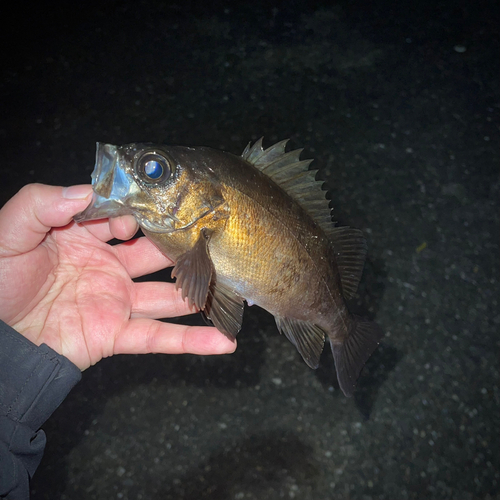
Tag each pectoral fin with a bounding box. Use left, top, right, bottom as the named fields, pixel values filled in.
left=275, top=316, right=326, bottom=369
left=171, top=231, right=213, bottom=310
left=204, top=282, right=245, bottom=339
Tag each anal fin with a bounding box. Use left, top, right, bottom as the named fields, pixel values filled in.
left=275, top=316, right=326, bottom=369
left=331, top=317, right=383, bottom=397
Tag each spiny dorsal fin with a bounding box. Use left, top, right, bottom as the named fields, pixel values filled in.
left=242, top=138, right=329, bottom=229
left=242, top=138, right=367, bottom=299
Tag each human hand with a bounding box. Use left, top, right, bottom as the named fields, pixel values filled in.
left=0, top=183, right=236, bottom=370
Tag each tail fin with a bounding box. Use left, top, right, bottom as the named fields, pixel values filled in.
left=331, top=316, right=383, bottom=397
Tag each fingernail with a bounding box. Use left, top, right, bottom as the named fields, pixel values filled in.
left=62, top=185, right=93, bottom=200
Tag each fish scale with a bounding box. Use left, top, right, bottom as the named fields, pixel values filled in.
left=211, top=188, right=306, bottom=304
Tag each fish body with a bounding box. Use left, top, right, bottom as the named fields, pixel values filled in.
left=75, top=139, right=383, bottom=396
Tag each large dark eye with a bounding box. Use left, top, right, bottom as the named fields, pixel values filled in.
left=144, top=160, right=164, bottom=179
left=137, top=153, right=171, bottom=183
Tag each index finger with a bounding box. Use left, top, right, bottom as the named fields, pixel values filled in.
left=79, top=215, right=139, bottom=243
left=113, top=237, right=174, bottom=278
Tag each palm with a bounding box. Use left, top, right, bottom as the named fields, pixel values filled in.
left=16, top=223, right=136, bottom=368
left=0, top=185, right=234, bottom=370
left=0, top=220, right=155, bottom=368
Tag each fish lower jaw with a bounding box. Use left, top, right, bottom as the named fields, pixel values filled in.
left=138, top=218, right=176, bottom=234
left=138, top=214, right=211, bottom=234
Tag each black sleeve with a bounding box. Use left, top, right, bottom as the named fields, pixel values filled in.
left=0, top=321, right=82, bottom=500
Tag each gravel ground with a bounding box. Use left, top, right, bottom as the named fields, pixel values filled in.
left=1, top=1, right=498, bottom=498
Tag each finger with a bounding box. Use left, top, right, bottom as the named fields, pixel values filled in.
left=79, top=218, right=116, bottom=242
left=114, top=237, right=174, bottom=278
left=109, top=215, right=139, bottom=241
left=80, top=215, right=139, bottom=241
left=78, top=216, right=139, bottom=243
left=0, top=184, right=93, bottom=256
left=114, top=318, right=237, bottom=356
left=131, top=281, right=197, bottom=319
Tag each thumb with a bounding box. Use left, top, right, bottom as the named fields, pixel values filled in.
left=0, top=183, right=93, bottom=256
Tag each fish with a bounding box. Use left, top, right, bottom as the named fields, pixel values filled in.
left=74, top=139, right=383, bottom=396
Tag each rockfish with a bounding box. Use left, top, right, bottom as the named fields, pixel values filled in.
left=74, top=139, right=383, bottom=396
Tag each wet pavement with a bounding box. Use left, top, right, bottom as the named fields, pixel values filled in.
left=1, top=0, right=498, bottom=498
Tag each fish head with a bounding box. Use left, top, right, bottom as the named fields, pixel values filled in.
left=74, top=142, right=224, bottom=233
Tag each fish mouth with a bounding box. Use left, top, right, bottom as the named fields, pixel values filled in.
left=74, top=143, right=139, bottom=223
left=136, top=216, right=176, bottom=233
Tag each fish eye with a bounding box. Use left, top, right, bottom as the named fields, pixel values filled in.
left=144, top=160, right=163, bottom=179
left=137, top=153, right=171, bottom=183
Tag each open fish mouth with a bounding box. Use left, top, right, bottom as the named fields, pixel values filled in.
left=74, top=143, right=138, bottom=223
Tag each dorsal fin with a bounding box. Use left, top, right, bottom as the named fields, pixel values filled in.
left=242, top=138, right=328, bottom=229
left=328, top=227, right=367, bottom=300
left=242, top=138, right=367, bottom=299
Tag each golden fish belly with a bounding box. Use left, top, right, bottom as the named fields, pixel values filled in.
left=207, top=189, right=348, bottom=331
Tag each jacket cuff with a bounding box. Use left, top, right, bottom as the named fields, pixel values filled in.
left=0, top=321, right=81, bottom=497
left=0, top=322, right=82, bottom=429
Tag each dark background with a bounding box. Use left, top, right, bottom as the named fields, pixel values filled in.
left=1, top=0, right=498, bottom=498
